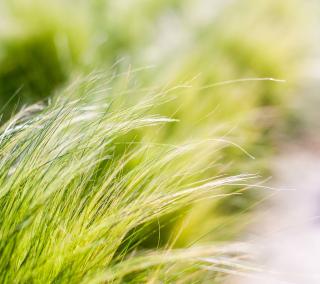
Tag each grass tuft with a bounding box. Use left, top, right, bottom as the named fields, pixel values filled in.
left=0, top=77, right=253, bottom=283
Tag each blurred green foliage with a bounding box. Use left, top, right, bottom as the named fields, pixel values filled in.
left=0, top=0, right=89, bottom=120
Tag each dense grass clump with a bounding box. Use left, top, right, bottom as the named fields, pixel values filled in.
left=0, top=77, right=255, bottom=283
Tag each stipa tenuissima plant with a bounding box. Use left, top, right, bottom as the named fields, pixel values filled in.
left=0, top=77, right=254, bottom=283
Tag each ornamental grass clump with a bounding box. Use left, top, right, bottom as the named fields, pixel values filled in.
left=0, top=77, right=254, bottom=283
